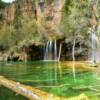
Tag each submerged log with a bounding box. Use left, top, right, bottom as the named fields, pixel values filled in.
left=0, top=76, right=67, bottom=100
left=0, top=76, right=89, bottom=100
left=71, top=86, right=100, bottom=92
left=71, top=86, right=90, bottom=91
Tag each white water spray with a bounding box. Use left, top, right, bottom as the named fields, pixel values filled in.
left=58, top=43, right=62, bottom=61
left=44, top=40, right=58, bottom=61
left=89, top=26, right=100, bottom=64
left=44, top=40, right=62, bottom=61
left=54, top=40, right=57, bottom=60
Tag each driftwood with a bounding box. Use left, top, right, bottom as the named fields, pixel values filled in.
left=71, top=85, right=100, bottom=93
left=0, top=76, right=90, bottom=100
left=0, top=76, right=68, bottom=100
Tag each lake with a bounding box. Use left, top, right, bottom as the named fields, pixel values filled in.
left=0, top=61, right=100, bottom=100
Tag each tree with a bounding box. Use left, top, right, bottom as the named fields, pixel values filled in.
left=62, top=0, right=99, bottom=38
left=0, top=24, right=14, bottom=48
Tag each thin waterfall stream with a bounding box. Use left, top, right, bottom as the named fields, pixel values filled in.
left=44, top=40, right=61, bottom=61
left=89, top=25, right=100, bottom=64
left=54, top=40, right=57, bottom=61
left=58, top=43, right=62, bottom=61
left=44, top=40, right=53, bottom=61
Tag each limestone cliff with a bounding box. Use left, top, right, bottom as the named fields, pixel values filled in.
left=0, top=0, right=35, bottom=24
left=0, top=0, right=65, bottom=38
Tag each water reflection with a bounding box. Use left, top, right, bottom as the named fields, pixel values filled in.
left=0, top=61, right=100, bottom=99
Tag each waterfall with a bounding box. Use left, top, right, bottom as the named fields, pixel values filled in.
left=91, top=31, right=96, bottom=64
left=54, top=40, right=57, bottom=60
left=58, top=43, right=62, bottom=61
left=49, top=40, right=53, bottom=60
left=44, top=40, right=53, bottom=61
left=44, top=40, right=60, bottom=61
left=44, top=41, right=49, bottom=60
left=72, top=39, right=76, bottom=81
left=89, top=25, right=100, bottom=64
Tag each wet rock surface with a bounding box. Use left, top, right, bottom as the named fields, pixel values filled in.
left=0, top=37, right=89, bottom=62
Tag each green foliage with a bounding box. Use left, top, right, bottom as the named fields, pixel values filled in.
left=0, top=0, right=99, bottom=49
left=64, top=0, right=73, bottom=14
left=0, top=14, right=3, bottom=20
left=0, top=0, right=8, bottom=9
left=11, top=15, right=38, bottom=47
left=0, top=24, right=13, bottom=47
left=61, top=0, right=93, bottom=39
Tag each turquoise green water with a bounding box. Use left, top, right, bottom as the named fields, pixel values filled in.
left=0, top=61, right=100, bottom=100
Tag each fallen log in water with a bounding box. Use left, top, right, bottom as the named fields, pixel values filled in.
left=0, top=76, right=67, bottom=100
left=0, top=76, right=89, bottom=100
left=71, top=86, right=99, bottom=92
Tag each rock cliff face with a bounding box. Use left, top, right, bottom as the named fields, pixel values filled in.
left=0, top=0, right=35, bottom=24
left=36, top=0, right=65, bottom=38
left=3, top=3, right=15, bottom=23
left=0, top=0, right=89, bottom=61
left=18, top=0, right=35, bottom=17
left=0, top=0, right=65, bottom=38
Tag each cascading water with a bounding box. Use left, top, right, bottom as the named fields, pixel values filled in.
left=49, top=40, right=53, bottom=60
left=44, top=40, right=62, bottom=86
left=44, top=40, right=56, bottom=61
left=89, top=25, right=100, bottom=64
left=44, top=41, right=49, bottom=60
left=44, top=40, right=62, bottom=61
left=58, top=43, right=62, bottom=61
left=91, top=30, right=97, bottom=64
left=54, top=40, right=57, bottom=60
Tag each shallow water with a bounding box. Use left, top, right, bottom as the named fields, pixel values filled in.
left=0, top=61, right=100, bottom=100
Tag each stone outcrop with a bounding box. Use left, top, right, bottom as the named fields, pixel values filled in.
left=0, top=0, right=35, bottom=24
left=0, top=0, right=90, bottom=61
left=36, top=0, right=65, bottom=38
